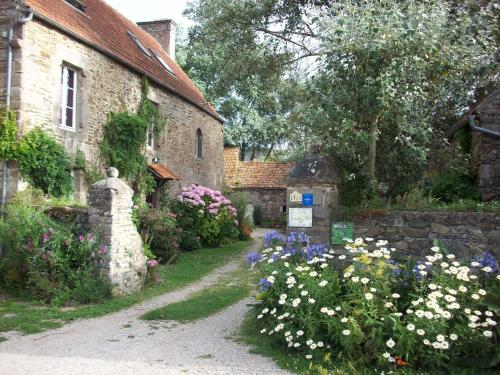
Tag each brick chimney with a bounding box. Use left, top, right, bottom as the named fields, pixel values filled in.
left=137, top=19, right=176, bottom=60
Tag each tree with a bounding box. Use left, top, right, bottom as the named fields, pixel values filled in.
left=184, top=0, right=498, bottom=191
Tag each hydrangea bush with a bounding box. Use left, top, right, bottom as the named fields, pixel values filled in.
left=175, top=184, right=238, bottom=247
left=248, top=231, right=499, bottom=372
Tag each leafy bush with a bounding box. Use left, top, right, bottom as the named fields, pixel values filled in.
left=0, top=106, right=17, bottom=160
left=136, top=206, right=180, bottom=264
left=228, top=192, right=252, bottom=240
left=179, top=230, right=202, bottom=251
left=253, top=205, right=263, bottom=226
left=0, top=202, right=111, bottom=304
left=17, top=128, right=73, bottom=197
left=247, top=232, right=499, bottom=373
left=430, top=171, right=480, bottom=203
left=174, top=184, right=239, bottom=247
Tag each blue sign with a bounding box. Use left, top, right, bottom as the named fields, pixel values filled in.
left=302, top=193, right=314, bottom=206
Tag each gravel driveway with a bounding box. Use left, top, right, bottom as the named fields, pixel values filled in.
left=0, top=229, right=290, bottom=375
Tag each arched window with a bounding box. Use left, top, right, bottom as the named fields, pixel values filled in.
left=196, top=128, right=203, bottom=159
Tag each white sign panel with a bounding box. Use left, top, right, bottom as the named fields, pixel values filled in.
left=289, top=191, right=303, bottom=202
left=289, top=207, right=313, bottom=228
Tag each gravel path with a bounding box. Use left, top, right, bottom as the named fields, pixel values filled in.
left=0, top=229, right=291, bottom=375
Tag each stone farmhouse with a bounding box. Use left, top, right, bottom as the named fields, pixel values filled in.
left=0, top=0, right=224, bottom=205
left=224, top=146, right=292, bottom=225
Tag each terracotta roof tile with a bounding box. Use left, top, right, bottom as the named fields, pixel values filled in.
left=24, top=0, right=223, bottom=122
left=148, top=163, right=180, bottom=180
left=224, top=147, right=292, bottom=189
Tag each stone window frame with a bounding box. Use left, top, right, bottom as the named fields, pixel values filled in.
left=196, top=128, right=203, bottom=159
left=60, top=64, right=78, bottom=130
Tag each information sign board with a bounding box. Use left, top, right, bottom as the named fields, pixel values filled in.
left=289, top=208, right=313, bottom=227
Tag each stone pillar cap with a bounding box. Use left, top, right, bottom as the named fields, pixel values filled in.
left=107, top=167, right=119, bottom=178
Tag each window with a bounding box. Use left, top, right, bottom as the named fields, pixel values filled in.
left=60, top=65, right=77, bottom=129
left=196, top=128, right=203, bottom=159
left=127, top=31, right=152, bottom=58
left=146, top=128, right=154, bottom=149
left=151, top=49, right=175, bottom=76
left=282, top=205, right=287, bottom=213
left=64, top=0, right=86, bottom=13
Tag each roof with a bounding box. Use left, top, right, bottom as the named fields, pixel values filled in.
left=224, top=147, right=293, bottom=189
left=24, top=0, right=223, bottom=122
left=148, top=163, right=180, bottom=180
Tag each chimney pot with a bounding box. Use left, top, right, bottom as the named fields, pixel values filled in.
left=137, top=19, right=176, bottom=60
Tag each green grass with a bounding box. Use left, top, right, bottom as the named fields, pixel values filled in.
left=141, top=263, right=254, bottom=322
left=0, top=240, right=251, bottom=336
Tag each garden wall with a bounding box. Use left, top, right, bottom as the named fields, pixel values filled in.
left=352, top=210, right=500, bottom=258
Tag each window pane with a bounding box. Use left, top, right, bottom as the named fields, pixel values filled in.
left=67, top=69, right=75, bottom=88
left=66, top=108, right=73, bottom=127
left=66, top=88, right=74, bottom=108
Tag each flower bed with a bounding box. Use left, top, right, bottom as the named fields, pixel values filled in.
left=247, top=231, right=499, bottom=372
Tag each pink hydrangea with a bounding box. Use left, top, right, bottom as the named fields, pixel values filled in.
left=178, top=184, right=237, bottom=218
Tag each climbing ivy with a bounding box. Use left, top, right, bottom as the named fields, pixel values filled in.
left=0, top=106, right=17, bottom=160
left=100, top=78, right=166, bottom=196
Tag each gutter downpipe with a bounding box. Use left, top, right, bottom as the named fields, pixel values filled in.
left=1, top=10, right=33, bottom=256
left=468, top=113, right=500, bottom=138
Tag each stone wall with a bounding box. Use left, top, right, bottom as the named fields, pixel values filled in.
left=237, top=188, right=287, bottom=224
left=353, top=210, right=500, bottom=259
left=470, top=88, right=500, bottom=201
left=1, top=16, right=224, bottom=202
left=88, top=169, right=146, bottom=295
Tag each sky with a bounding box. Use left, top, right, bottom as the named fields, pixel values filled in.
left=103, top=0, right=193, bottom=31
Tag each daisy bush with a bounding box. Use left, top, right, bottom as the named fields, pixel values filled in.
left=248, top=231, right=499, bottom=372
left=175, top=184, right=238, bottom=247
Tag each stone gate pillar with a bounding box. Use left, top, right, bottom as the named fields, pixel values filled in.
left=285, top=155, right=340, bottom=244
left=88, top=167, right=146, bottom=295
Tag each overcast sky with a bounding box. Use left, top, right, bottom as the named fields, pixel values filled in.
left=103, top=0, right=193, bottom=30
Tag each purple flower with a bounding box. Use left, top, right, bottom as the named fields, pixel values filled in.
left=263, top=231, right=287, bottom=248
left=78, top=234, right=85, bottom=242
left=258, top=278, right=273, bottom=292
left=98, top=245, right=108, bottom=254
left=246, top=252, right=262, bottom=266
left=43, top=232, right=51, bottom=243
left=87, top=233, right=94, bottom=242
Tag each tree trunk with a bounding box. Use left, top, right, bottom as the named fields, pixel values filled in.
left=264, top=143, right=275, bottom=161
left=367, top=120, right=378, bottom=187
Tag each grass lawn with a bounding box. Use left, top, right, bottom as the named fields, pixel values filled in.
left=141, top=262, right=255, bottom=322
left=0, top=240, right=251, bottom=336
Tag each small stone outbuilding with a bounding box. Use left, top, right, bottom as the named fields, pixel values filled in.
left=223, top=147, right=293, bottom=225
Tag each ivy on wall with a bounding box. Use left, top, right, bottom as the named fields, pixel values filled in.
left=100, top=78, right=166, bottom=196
left=0, top=107, right=17, bottom=160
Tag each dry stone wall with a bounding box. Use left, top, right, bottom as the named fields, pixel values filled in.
left=353, top=210, right=500, bottom=259
left=88, top=168, right=146, bottom=295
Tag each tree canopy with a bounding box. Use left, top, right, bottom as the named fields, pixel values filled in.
left=182, top=0, right=498, bottom=193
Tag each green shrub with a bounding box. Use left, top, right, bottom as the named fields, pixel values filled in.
left=179, top=230, right=202, bottom=251
left=253, top=205, right=263, bottom=226
left=430, top=170, right=480, bottom=203
left=228, top=192, right=252, bottom=240
left=0, top=202, right=110, bottom=305
left=136, top=206, right=180, bottom=263
left=0, top=203, right=50, bottom=289
left=17, top=128, right=73, bottom=197
left=0, top=106, right=17, bottom=160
